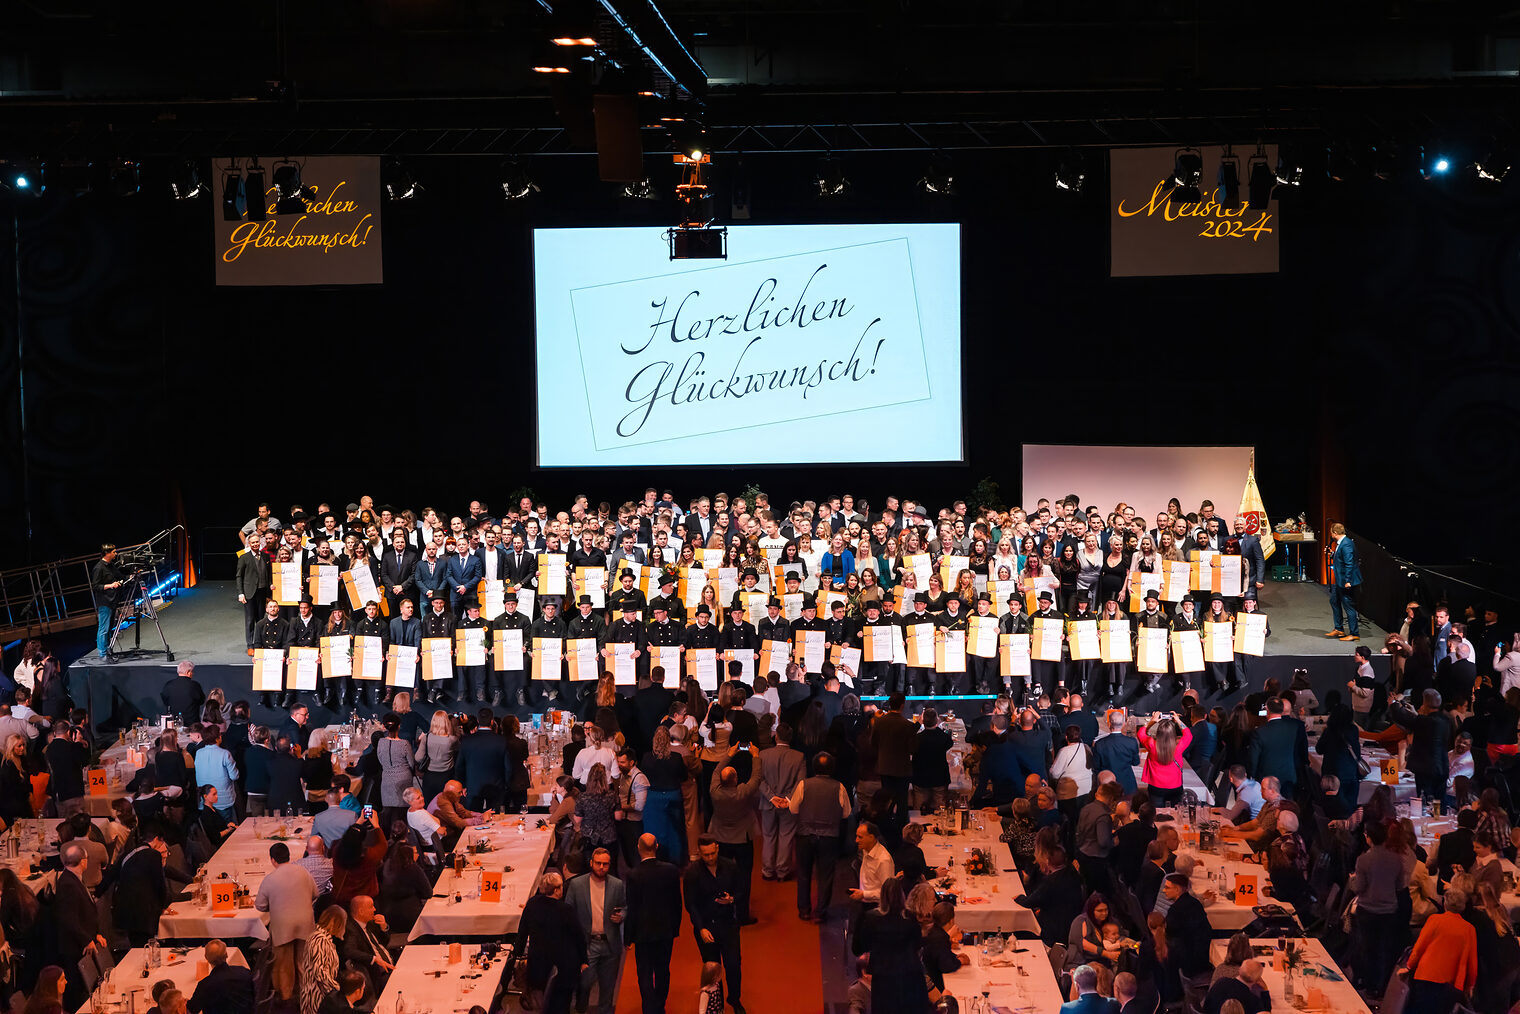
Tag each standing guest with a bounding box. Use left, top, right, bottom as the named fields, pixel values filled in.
left=625, top=833, right=682, bottom=1014
left=456, top=708, right=508, bottom=811
left=1246, top=697, right=1308, bottom=800
left=1325, top=523, right=1363, bottom=640
left=910, top=708, right=954, bottom=813
left=869, top=693, right=916, bottom=819
left=773, top=751, right=851, bottom=922
left=1401, top=887, right=1478, bottom=1014
left=1349, top=820, right=1409, bottom=992
left=1136, top=714, right=1192, bottom=806
left=576, top=762, right=621, bottom=858
left=415, top=710, right=460, bottom=801
left=254, top=841, right=317, bottom=1004
left=757, top=722, right=805, bottom=881
left=1161, top=873, right=1213, bottom=1008
left=565, top=847, right=626, bottom=1014
left=1075, top=782, right=1122, bottom=896
left=517, top=872, right=585, bottom=1014
left=297, top=906, right=347, bottom=1014
left=330, top=816, right=388, bottom=906
left=194, top=725, right=239, bottom=821
left=186, top=939, right=254, bottom=1014
left=114, top=825, right=170, bottom=946
left=707, top=743, right=763, bottom=924
left=318, top=970, right=366, bottom=1014
left=849, top=878, right=929, bottom=1014
left=265, top=736, right=305, bottom=817
left=161, top=661, right=206, bottom=725
left=375, top=712, right=416, bottom=829
left=684, top=835, right=746, bottom=1013
left=45, top=844, right=102, bottom=1010
left=1348, top=646, right=1379, bottom=727
left=504, top=714, right=532, bottom=813
left=640, top=727, right=689, bottom=864
left=1093, top=710, right=1140, bottom=795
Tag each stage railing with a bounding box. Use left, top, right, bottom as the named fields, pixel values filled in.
left=0, top=529, right=184, bottom=643
left=1347, top=529, right=1515, bottom=635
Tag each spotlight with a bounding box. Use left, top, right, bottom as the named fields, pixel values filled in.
left=1167, top=148, right=1203, bottom=202
left=383, top=161, right=421, bottom=200
left=221, top=163, right=246, bottom=221
left=109, top=160, right=140, bottom=197
left=1053, top=155, right=1086, bottom=192
left=917, top=155, right=955, bottom=197
left=0, top=162, right=40, bottom=196
left=666, top=116, right=707, bottom=161
left=1216, top=151, right=1241, bottom=206
left=170, top=161, right=208, bottom=200
left=1430, top=157, right=1451, bottom=175
left=272, top=160, right=315, bottom=214
left=245, top=160, right=268, bottom=221
left=1274, top=152, right=1303, bottom=188
left=548, top=1, right=597, bottom=46
left=500, top=159, right=540, bottom=200
left=815, top=155, right=848, bottom=198
left=1247, top=155, right=1275, bottom=210
left=1477, top=150, right=1511, bottom=183
left=621, top=178, right=657, bottom=200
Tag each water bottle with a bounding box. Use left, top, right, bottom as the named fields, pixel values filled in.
left=394, top=991, right=406, bottom=1014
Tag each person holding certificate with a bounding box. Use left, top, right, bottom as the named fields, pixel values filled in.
left=456, top=598, right=491, bottom=704
left=933, top=595, right=969, bottom=695
left=904, top=593, right=938, bottom=696
left=1030, top=591, right=1064, bottom=696
left=491, top=591, right=533, bottom=706
left=1170, top=595, right=1201, bottom=693
left=607, top=603, right=649, bottom=685
left=351, top=600, right=388, bottom=708
left=1136, top=590, right=1169, bottom=696
left=1098, top=594, right=1131, bottom=701
left=999, top=594, right=1033, bottom=702
left=857, top=597, right=899, bottom=696
left=531, top=596, right=570, bottom=703
left=1202, top=593, right=1235, bottom=697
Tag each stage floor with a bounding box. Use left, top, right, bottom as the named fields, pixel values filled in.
left=72, top=577, right=1389, bottom=672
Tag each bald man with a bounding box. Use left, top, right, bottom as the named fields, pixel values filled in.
left=187, top=939, right=254, bottom=1014
left=625, top=833, right=683, bottom=1014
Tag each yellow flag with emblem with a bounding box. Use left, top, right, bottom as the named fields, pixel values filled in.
left=1237, top=458, right=1276, bottom=559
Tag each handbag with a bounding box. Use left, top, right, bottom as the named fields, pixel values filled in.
left=1349, top=743, right=1371, bottom=779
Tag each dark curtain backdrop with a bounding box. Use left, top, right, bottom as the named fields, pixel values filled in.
left=1, top=151, right=1513, bottom=575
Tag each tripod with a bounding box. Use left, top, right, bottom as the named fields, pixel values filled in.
left=105, top=570, right=175, bottom=661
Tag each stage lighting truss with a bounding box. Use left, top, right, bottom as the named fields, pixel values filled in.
left=245, top=159, right=268, bottom=220
left=917, top=154, right=955, bottom=196
left=622, top=177, right=657, bottom=199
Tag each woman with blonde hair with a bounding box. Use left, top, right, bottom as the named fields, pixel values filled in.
left=297, top=904, right=347, bottom=1014
left=952, top=569, right=976, bottom=611
left=0, top=735, right=31, bottom=822
left=1137, top=713, right=1192, bottom=806
left=640, top=726, right=688, bottom=862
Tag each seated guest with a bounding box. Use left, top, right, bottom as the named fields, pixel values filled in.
left=375, top=840, right=432, bottom=937
left=1219, top=776, right=1282, bottom=851
left=296, top=836, right=334, bottom=895
left=402, top=786, right=443, bottom=864
left=186, top=939, right=254, bottom=1014
left=1060, top=964, right=1119, bottom=1014
left=1203, top=960, right=1270, bottom=1014
left=299, top=905, right=348, bottom=1014
left=198, top=785, right=237, bottom=842
left=318, top=969, right=368, bottom=1014
left=921, top=901, right=970, bottom=993
left=340, top=895, right=396, bottom=1003
left=1014, top=845, right=1084, bottom=947
left=429, top=778, right=492, bottom=845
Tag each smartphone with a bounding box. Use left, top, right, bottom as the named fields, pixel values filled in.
left=362, top=804, right=374, bottom=820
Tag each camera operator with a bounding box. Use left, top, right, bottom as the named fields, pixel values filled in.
left=91, top=543, right=128, bottom=660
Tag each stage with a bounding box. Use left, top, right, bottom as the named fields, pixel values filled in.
left=68, top=579, right=1391, bottom=733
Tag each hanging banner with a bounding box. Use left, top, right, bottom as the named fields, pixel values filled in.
left=214, top=156, right=383, bottom=286
left=1110, top=145, right=1280, bottom=278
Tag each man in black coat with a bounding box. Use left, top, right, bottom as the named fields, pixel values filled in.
left=1006, top=709, right=1051, bottom=784
left=265, top=737, right=306, bottom=816
left=1429, top=807, right=1478, bottom=887
left=187, top=939, right=254, bottom=1014
left=112, top=824, right=170, bottom=946
left=684, top=836, right=746, bottom=1012
left=1405, top=689, right=1455, bottom=803
left=1162, top=874, right=1214, bottom=1003
left=626, top=833, right=683, bottom=1014
left=517, top=871, right=586, bottom=1014
left=49, top=844, right=104, bottom=1010
left=456, top=709, right=508, bottom=811
left=1245, top=697, right=1308, bottom=798
left=160, top=661, right=206, bottom=724
left=632, top=671, right=676, bottom=756
left=1013, top=845, right=1083, bottom=946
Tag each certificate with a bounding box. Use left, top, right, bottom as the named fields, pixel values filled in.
left=782, top=592, right=805, bottom=622
left=514, top=587, right=536, bottom=620
left=794, top=630, right=827, bottom=672
left=742, top=591, right=768, bottom=626
left=938, top=555, right=970, bottom=588
left=831, top=645, right=862, bottom=683
left=986, top=580, right=1016, bottom=616
left=537, top=553, right=568, bottom=596
left=352, top=635, right=384, bottom=681
left=1161, top=561, right=1191, bottom=603
left=612, top=642, right=637, bottom=685
left=421, top=638, right=453, bottom=682
left=1170, top=629, right=1205, bottom=672
left=679, top=567, right=707, bottom=608
left=320, top=634, right=352, bottom=677
left=1217, top=556, right=1244, bottom=598
left=903, top=553, right=932, bottom=590
left=817, top=588, right=847, bottom=615
left=252, top=648, right=284, bottom=692
left=1069, top=619, right=1100, bottom=661
left=1129, top=570, right=1162, bottom=613
left=723, top=649, right=755, bottom=685
left=905, top=624, right=935, bottom=668
left=715, top=567, right=738, bottom=607
left=477, top=580, right=505, bottom=620
left=1203, top=621, right=1235, bottom=663
left=271, top=562, right=303, bottom=606
left=757, top=639, right=788, bottom=680
left=494, top=627, right=524, bottom=671
left=1234, top=613, right=1268, bottom=656
left=687, top=648, right=719, bottom=691
left=531, top=637, right=563, bottom=681
left=308, top=564, right=339, bottom=606
left=650, top=645, right=683, bottom=681
left=863, top=625, right=899, bottom=662
left=968, top=616, right=999, bottom=658
left=567, top=637, right=600, bottom=681
left=574, top=567, right=607, bottom=609
left=342, top=566, right=381, bottom=611
left=1136, top=627, right=1169, bottom=673
left=935, top=628, right=966, bottom=673
left=1031, top=617, right=1064, bottom=662
left=386, top=645, right=418, bottom=688
left=999, top=633, right=1031, bottom=677
left=288, top=646, right=319, bottom=690
left=455, top=627, right=487, bottom=667
left=1099, top=619, right=1132, bottom=663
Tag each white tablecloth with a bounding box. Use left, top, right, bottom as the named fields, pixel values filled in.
left=941, top=941, right=1065, bottom=1013
left=374, top=943, right=512, bottom=1014
left=158, top=817, right=312, bottom=940
left=407, top=820, right=556, bottom=940
left=912, top=813, right=1039, bottom=935
left=1163, top=806, right=1295, bottom=931
left=76, top=945, right=248, bottom=1014
left=1209, top=938, right=1367, bottom=1014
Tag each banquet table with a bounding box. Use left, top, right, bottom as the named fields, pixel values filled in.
left=158, top=815, right=313, bottom=940
left=75, top=945, right=249, bottom=1014
left=1208, top=937, right=1369, bottom=1014
left=407, top=818, right=556, bottom=940
left=374, top=943, right=513, bottom=1014
left=940, top=937, right=1065, bottom=1014
left=1174, top=827, right=1296, bottom=930
left=0, top=817, right=112, bottom=877
left=911, top=812, right=1039, bottom=935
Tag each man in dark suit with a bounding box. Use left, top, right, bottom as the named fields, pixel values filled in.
left=318, top=969, right=367, bottom=1014
left=632, top=670, right=675, bottom=756
left=1006, top=708, right=1052, bottom=785
left=1162, top=874, right=1214, bottom=1006
left=503, top=533, right=536, bottom=588
left=443, top=541, right=484, bottom=612
left=1202, top=961, right=1272, bottom=1014
left=626, top=833, right=682, bottom=1014
left=518, top=871, right=586, bottom=1014
left=1326, top=523, right=1363, bottom=640
left=1436, top=639, right=1477, bottom=707
left=187, top=939, right=254, bottom=1014
left=340, top=895, right=396, bottom=1002
left=1060, top=964, right=1120, bottom=1014
left=1064, top=693, right=1099, bottom=744
left=379, top=532, right=419, bottom=615
left=1013, top=845, right=1083, bottom=946
left=1245, top=697, right=1308, bottom=799
left=1092, top=712, right=1140, bottom=795
left=235, top=545, right=270, bottom=650
left=1429, top=807, right=1477, bottom=887
left=48, top=843, right=103, bottom=1010
left=869, top=693, right=917, bottom=818
left=1405, top=689, right=1455, bottom=804
left=684, top=836, right=746, bottom=1013
left=456, top=708, right=508, bottom=811
left=413, top=542, right=449, bottom=614
left=114, top=824, right=170, bottom=946
left=160, top=661, right=206, bottom=725
left=564, top=848, right=627, bottom=1014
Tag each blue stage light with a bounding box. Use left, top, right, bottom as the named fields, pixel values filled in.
left=1433, top=158, right=1450, bottom=174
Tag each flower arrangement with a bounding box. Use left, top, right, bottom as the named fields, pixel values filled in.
left=964, top=848, right=995, bottom=877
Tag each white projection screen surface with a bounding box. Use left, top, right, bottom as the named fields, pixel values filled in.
left=533, top=224, right=962, bottom=467
left=1021, top=445, right=1253, bottom=521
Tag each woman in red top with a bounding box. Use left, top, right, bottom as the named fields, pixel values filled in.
left=330, top=816, right=388, bottom=905
left=1136, top=714, right=1192, bottom=806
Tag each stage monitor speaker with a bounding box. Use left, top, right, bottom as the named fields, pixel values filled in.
left=594, top=93, right=643, bottom=182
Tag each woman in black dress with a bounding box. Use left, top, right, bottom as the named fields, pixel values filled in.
left=850, top=879, right=930, bottom=1014
left=1097, top=539, right=1129, bottom=608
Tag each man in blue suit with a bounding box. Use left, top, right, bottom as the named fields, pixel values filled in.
left=1060, top=965, right=1119, bottom=1014
left=1092, top=710, right=1140, bottom=795
left=443, top=539, right=484, bottom=612
left=565, top=848, right=626, bottom=1014
left=1326, top=522, right=1363, bottom=641
left=1233, top=513, right=1267, bottom=596
left=412, top=542, right=449, bottom=613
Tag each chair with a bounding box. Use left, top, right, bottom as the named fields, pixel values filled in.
left=1047, top=943, right=1066, bottom=978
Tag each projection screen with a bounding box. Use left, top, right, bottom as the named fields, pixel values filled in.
left=533, top=223, right=962, bottom=468
left=1020, top=445, right=1253, bottom=522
